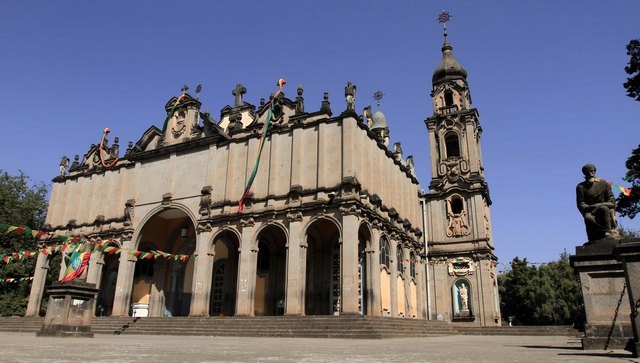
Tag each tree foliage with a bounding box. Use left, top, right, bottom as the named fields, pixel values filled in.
left=616, top=144, right=640, bottom=219
left=498, top=253, right=584, bottom=326
left=624, top=39, right=640, bottom=101
left=617, top=40, right=640, bottom=218
left=0, top=170, right=49, bottom=316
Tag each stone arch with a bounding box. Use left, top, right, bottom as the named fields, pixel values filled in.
left=444, top=131, right=461, bottom=158
left=209, top=230, right=240, bottom=316
left=379, top=234, right=391, bottom=316
left=304, top=217, right=341, bottom=315
left=130, top=205, right=197, bottom=317
left=396, top=243, right=406, bottom=317
left=254, top=223, right=287, bottom=316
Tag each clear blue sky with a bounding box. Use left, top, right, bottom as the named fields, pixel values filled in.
left=2, top=1, right=639, bottom=271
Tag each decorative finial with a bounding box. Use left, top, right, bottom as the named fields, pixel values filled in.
left=437, top=10, right=452, bottom=43
left=181, top=84, right=189, bottom=94
left=373, top=90, right=384, bottom=109
left=195, top=84, right=203, bottom=98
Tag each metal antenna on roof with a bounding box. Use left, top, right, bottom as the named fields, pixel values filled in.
left=373, top=90, right=384, bottom=110
left=437, top=10, right=452, bottom=43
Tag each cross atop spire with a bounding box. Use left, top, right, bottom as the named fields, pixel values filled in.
left=373, top=90, right=384, bottom=110
left=181, top=84, right=189, bottom=94
left=437, top=10, right=452, bottom=43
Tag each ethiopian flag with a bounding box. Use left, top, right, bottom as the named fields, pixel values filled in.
left=59, top=247, right=90, bottom=283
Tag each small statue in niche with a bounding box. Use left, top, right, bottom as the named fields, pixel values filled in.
left=459, top=283, right=469, bottom=311
left=344, top=81, right=356, bottom=111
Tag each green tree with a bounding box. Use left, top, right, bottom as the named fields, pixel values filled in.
left=617, top=40, right=640, bottom=218
left=624, top=39, right=640, bottom=101
left=616, top=144, right=640, bottom=219
left=0, top=170, right=49, bottom=316
left=499, top=253, right=584, bottom=326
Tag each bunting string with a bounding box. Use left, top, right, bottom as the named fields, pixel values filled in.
left=0, top=224, right=195, bottom=266
left=1, top=276, right=33, bottom=284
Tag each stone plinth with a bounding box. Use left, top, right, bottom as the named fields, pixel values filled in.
left=614, top=239, right=640, bottom=357
left=36, top=281, right=99, bottom=338
left=570, top=238, right=633, bottom=350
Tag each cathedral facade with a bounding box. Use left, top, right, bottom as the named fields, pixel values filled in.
left=25, top=38, right=500, bottom=326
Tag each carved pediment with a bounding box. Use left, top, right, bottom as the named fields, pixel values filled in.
left=129, top=126, right=163, bottom=154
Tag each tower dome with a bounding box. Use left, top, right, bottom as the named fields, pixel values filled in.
left=432, top=42, right=468, bottom=85
left=370, top=110, right=388, bottom=130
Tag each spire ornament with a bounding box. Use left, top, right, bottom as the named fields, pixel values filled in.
left=437, top=10, right=452, bottom=42
left=373, top=90, right=384, bottom=110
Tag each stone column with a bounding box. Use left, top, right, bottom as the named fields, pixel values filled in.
left=111, top=239, right=137, bottom=317
left=390, top=238, right=398, bottom=317
left=189, top=227, right=215, bottom=316
left=403, top=245, right=411, bottom=317
left=235, top=218, right=257, bottom=316
left=149, top=262, right=167, bottom=317
left=285, top=212, right=304, bottom=315
left=570, top=239, right=633, bottom=350
left=340, top=208, right=360, bottom=314
left=368, top=228, right=382, bottom=316
left=415, top=252, right=427, bottom=319
left=86, top=249, right=105, bottom=316
left=26, top=251, right=51, bottom=316
left=86, top=249, right=104, bottom=288
left=614, top=239, right=640, bottom=357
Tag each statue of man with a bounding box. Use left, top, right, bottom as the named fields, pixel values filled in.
left=576, top=164, right=617, bottom=241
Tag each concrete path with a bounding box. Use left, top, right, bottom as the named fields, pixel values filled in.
left=1, top=333, right=638, bottom=363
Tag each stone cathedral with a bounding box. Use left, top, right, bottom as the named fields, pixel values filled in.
left=25, top=35, right=500, bottom=326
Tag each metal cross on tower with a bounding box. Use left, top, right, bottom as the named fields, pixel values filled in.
left=437, top=10, right=452, bottom=42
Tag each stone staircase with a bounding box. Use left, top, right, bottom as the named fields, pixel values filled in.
left=91, top=315, right=459, bottom=338
left=0, top=316, right=580, bottom=338
left=0, top=315, right=457, bottom=338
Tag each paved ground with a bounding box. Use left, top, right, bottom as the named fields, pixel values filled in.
left=1, top=333, right=638, bottom=363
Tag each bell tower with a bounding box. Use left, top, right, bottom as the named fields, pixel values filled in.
left=424, top=12, right=500, bottom=326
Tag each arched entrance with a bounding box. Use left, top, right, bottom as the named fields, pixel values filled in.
left=254, top=225, right=287, bottom=316
left=132, top=208, right=195, bottom=317
left=209, top=230, right=239, bottom=316
left=305, top=219, right=340, bottom=315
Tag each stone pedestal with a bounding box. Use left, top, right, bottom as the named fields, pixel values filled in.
left=614, top=239, right=640, bottom=357
left=570, top=239, right=633, bottom=350
left=36, top=281, right=99, bottom=338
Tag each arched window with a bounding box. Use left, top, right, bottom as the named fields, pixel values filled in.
left=396, top=246, right=404, bottom=274
left=444, top=90, right=454, bottom=107
left=409, top=252, right=416, bottom=279
left=445, top=132, right=460, bottom=158
left=379, top=237, right=390, bottom=269
left=450, top=196, right=464, bottom=214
